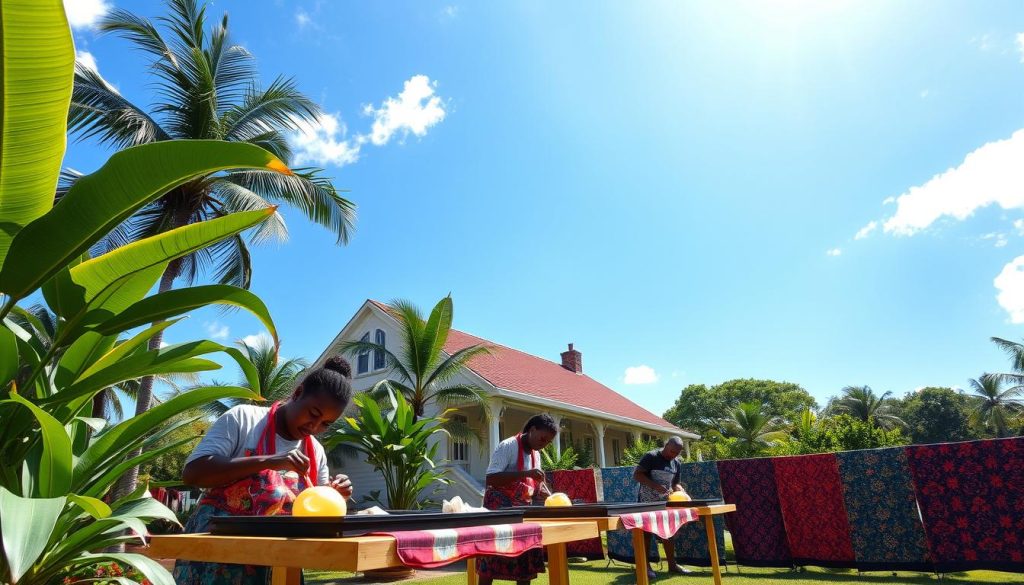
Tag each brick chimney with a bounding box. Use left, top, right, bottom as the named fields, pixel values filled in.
left=560, top=343, right=583, bottom=374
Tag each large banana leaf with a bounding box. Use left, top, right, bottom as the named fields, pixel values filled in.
left=0, top=325, right=18, bottom=388
left=95, top=284, right=278, bottom=346
left=0, top=141, right=291, bottom=301
left=62, top=208, right=274, bottom=313
left=4, top=392, right=71, bottom=497
left=0, top=0, right=75, bottom=269
left=75, top=319, right=181, bottom=382
left=72, top=386, right=257, bottom=491
left=0, top=488, right=65, bottom=584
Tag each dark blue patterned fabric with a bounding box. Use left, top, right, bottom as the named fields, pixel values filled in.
left=835, top=447, right=933, bottom=572
left=672, top=462, right=726, bottom=567
left=601, top=466, right=658, bottom=564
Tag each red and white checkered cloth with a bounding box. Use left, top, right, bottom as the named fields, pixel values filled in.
left=373, top=522, right=543, bottom=569
left=619, top=508, right=700, bottom=540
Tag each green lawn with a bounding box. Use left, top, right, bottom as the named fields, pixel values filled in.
left=306, top=562, right=1019, bottom=585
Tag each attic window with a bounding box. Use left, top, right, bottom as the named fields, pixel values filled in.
left=373, top=329, right=386, bottom=370
left=357, top=332, right=370, bottom=374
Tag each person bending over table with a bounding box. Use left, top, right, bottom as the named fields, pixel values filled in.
left=173, top=356, right=356, bottom=585
left=477, top=413, right=558, bottom=585
left=633, top=436, right=690, bottom=579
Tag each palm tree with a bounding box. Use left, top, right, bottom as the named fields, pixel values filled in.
left=333, top=297, right=491, bottom=441
left=68, top=0, right=355, bottom=495
left=967, top=373, right=1023, bottom=438
left=204, top=337, right=310, bottom=417
left=67, top=0, right=356, bottom=422
left=720, top=402, right=790, bottom=455
left=830, top=385, right=906, bottom=430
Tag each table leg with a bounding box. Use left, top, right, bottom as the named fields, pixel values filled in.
left=466, top=557, right=478, bottom=585
left=631, top=529, right=649, bottom=585
left=271, top=566, right=301, bottom=585
left=704, top=516, right=723, bottom=585
left=546, top=543, right=569, bottom=585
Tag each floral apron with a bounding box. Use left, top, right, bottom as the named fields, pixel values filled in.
left=477, top=434, right=545, bottom=582
left=173, top=402, right=319, bottom=585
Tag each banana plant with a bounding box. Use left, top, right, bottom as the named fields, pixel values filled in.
left=0, top=2, right=293, bottom=583
left=326, top=390, right=451, bottom=510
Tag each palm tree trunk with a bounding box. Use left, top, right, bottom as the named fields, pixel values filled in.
left=111, top=260, right=181, bottom=502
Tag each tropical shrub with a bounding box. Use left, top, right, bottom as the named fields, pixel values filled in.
left=325, top=390, right=451, bottom=510
left=540, top=443, right=579, bottom=471
left=0, top=2, right=287, bottom=583
left=619, top=437, right=661, bottom=467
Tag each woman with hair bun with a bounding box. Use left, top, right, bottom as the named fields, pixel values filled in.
left=174, top=356, right=356, bottom=584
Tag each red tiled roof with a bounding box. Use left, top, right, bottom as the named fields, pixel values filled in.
left=367, top=300, right=678, bottom=430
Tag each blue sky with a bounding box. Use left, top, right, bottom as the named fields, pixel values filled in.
left=63, top=0, right=1024, bottom=416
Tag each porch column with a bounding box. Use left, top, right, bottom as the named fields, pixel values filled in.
left=487, top=398, right=503, bottom=455
left=550, top=413, right=563, bottom=458
left=592, top=421, right=607, bottom=468
left=684, top=440, right=691, bottom=460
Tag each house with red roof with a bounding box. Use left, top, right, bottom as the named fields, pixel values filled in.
left=317, top=299, right=696, bottom=505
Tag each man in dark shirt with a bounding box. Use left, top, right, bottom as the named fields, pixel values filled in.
left=632, top=437, right=689, bottom=577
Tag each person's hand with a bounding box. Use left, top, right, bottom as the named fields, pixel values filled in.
left=659, top=485, right=673, bottom=496
left=330, top=474, right=353, bottom=499
left=270, top=449, right=310, bottom=475
left=524, top=469, right=546, bottom=482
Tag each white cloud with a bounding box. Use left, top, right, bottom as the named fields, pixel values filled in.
left=883, top=196, right=896, bottom=205
left=995, top=255, right=1024, bottom=323
left=204, top=321, right=230, bottom=340
left=972, top=33, right=996, bottom=52
left=241, top=332, right=274, bottom=348
left=76, top=50, right=98, bottom=72
left=1014, top=219, right=1024, bottom=235
left=623, top=365, right=658, bottom=385
left=881, top=129, right=1024, bottom=236
left=296, top=9, right=311, bottom=28
left=363, top=75, right=447, bottom=146
left=441, top=5, right=459, bottom=20
left=826, top=248, right=842, bottom=257
left=289, top=112, right=362, bottom=167
left=981, top=232, right=1009, bottom=247
left=854, top=221, right=878, bottom=240
left=64, top=0, right=110, bottom=29
left=1016, top=32, right=1024, bottom=63
left=919, top=89, right=930, bottom=99
left=996, top=237, right=1008, bottom=248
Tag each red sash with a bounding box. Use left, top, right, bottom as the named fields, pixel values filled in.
left=494, top=434, right=540, bottom=503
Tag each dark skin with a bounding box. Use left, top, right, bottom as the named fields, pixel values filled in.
left=182, top=386, right=353, bottom=498
left=482, top=426, right=557, bottom=585
left=632, top=441, right=687, bottom=574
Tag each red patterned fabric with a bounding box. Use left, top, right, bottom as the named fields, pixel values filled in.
left=717, top=458, right=792, bottom=567
left=375, top=523, right=544, bottom=569
left=548, top=469, right=604, bottom=560
left=619, top=508, right=699, bottom=540
left=906, top=438, right=1024, bottom=573
left=773, top=453, right=856, bottom=568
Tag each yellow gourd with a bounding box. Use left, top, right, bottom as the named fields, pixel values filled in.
left=293, top=486, right=348, bottom=516
left=544, top=492, right=572, bottom=507
left=668, top=490, right=691, bottom=502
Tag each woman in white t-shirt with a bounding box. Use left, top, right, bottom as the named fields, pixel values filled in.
left=173, top=356, right=355, bottom=585
left=477, top=414, right=558, bottom=585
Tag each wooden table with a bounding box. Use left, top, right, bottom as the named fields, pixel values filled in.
left=514, top=504, right=736, bottom=585
left=147, top=520, right=598, bottom=585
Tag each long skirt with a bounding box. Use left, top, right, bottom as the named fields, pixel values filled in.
left=172, top=504, right=271, bottom=585
left=476, top=489, right=545, bottom=581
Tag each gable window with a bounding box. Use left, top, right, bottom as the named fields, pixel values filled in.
left=373, top=329, right=386, bottom=370
left=357, top=332, right=370, bottom=374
